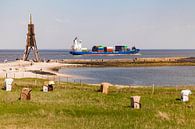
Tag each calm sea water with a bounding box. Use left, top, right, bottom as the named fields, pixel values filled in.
left=2, top=49, right=195, bottom=86
left=59, top=66, right=195, bottom=86
left=1, top=49, right=195, bottom=62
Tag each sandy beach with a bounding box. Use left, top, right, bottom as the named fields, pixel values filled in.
left=0, top=60, right=77, bottom=79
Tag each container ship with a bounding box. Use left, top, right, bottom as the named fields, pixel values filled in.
left=69, top=37, right=140, bottom=55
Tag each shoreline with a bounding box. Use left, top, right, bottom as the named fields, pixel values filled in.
left=1, top=56, right=195, bottom=83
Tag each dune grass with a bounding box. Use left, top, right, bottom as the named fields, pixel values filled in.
left=0, top=78, right=195, bottom=129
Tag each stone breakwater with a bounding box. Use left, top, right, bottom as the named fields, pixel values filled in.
left=54, top=57, right=185, bottom=63
left=134, top=57, right=184, bottom=62
left=50, top=57, right=194, bottom=67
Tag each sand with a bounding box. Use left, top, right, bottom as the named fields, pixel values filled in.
left=0, top=60, right=76, bottom=79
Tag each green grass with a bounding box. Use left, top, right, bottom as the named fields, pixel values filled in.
left=0, top=78, right=195, bottom=129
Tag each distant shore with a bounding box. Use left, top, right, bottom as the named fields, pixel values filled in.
left=56, top=56, right=195, bottom=67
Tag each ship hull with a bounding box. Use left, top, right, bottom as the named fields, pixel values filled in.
left=70, top=49, right=140, bottom=55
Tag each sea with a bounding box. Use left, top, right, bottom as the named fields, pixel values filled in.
left=2, top=49, right=195, bottom=86
left=2, top=49, right=195, bottom=62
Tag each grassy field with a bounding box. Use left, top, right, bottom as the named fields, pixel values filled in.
left=0, top=78, right=195, bottom=129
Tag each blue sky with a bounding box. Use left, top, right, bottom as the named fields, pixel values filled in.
left=0, top=0, right=195, bottom=49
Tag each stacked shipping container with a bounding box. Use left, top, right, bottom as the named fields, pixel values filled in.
left=92, top=45, right=129, bottom=52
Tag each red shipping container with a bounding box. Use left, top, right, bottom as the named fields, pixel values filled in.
left=107, top=50, right=113, bottom=52
left=107, top=48, right=113, bottom=52
left=98, top=50, right=104, bottom=52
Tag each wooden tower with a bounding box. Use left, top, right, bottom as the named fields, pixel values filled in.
left=22, top=14, right=40, bottom=62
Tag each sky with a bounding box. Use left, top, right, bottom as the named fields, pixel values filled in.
left=0, top=0, right=195, bottom=49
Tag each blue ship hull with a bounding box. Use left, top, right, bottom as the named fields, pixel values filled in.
left=70, top=49, right=140, bottom=55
